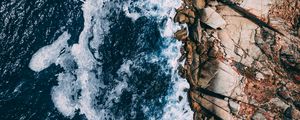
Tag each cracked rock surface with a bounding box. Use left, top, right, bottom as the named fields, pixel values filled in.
left=174, top=0, right=300, bottom=119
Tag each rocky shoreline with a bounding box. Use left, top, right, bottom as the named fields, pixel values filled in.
left=173, top=0, right=300, bottom=119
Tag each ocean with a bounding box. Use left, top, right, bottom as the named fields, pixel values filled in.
left=0, top=0, right=192, bottom=119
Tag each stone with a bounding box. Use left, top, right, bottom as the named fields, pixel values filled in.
left=298, top=28, right=300, bottom=37
left=269, top=98, right=289, bottom=110
left=174, top=28, right=188, bottom=41
left=252, top=112, right=266, bottom=120
left=174, top=8, right=196, bottom=24
left=200, top=7, right=226, bottom=29
left=193, top=0, right=206, bottom=10
left=178, top=65, right=186, bottom=78
left=229, top=100, right=240, bottom=113
left=207, top=0, right=218, bottom=7
left=284, top=107, right=293, bottom=119
left=185, top=9, right=196, bottom=18
left=294, top=101, right=300, bottom=110
left=174, top=0, right=300, bottom=119
left=292, top=108, right=300, bottom=119
left=186, top=41, right=194, bottom=65
left=240, top=0, right=271, bottom=17
left=277, top=90, right=292, bottom=101
left=174, top=13, right=189, bottom=24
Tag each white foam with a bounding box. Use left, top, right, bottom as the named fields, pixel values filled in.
left=123, top=0, right=181, bottom=20
left=29, top=0, right=193, bottom=119
left=122, top=0, right=193, bottom=118
left=123, top=5, right=141, bottom=21
left=29, top=32, right=70, bottom=72
left=51, top=73, right=77, bottom=117
left=52, top=0, right=112, bottom=119
left=161, top=39, right=193, bottom=120
left=125, top=0, right=195, bottom=119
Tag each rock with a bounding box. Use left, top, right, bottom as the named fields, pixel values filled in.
left=189, top=91, right=202, bottom=111
left=229, top=100, right=240, bottom=113
left=240, top=0, right=271, bottom=17
left=185, top=9, right=196, bottom=18
left=292, top=109, right=300, bottom=119
left=193, top=0, right=206, bottom=10
left=174, top=0, right=300, bottom=119
left=284, top=107, right=293, bottom=119
left=200, top=7, right=226, bottom=29
left=174, top=13, right=189, bottom=24
left=186, top=41, right=194, bottom=65
left=277, top=90, right=292, bottom=101
left=207, top=0, right=218, bottom=7
left=269, top=98, right=289, bottom=110
left=174, top=28, right=188, bottom=41
left=174, top=8, right=196, bottom=24
left=284, top=106, right=300, bottom=119
left=294, top=101, right=300, bottom=110
left=252, top=112, right=266, bottom=120
left=298, top=28, right=300, bottom=37
left=255, top=72, right=264, bottom=80
left=191, top=19, right=202, bottom=43
left=178, top=65, right=186, bottom=78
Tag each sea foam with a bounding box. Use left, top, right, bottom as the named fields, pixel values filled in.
left=29, top=32, right=70, bottom=72
left=29, top=0, right=193, bottom=119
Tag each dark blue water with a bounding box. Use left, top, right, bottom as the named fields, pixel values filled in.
left=1, top=0, right=84, bottom=119
left=0, top=0, right=191, bottom=120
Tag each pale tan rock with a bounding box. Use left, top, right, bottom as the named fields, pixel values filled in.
left=207, top=0, right=218, bottom=7
left=240, top=0, right=271, bottom=18
left=201, top=7, right=226, bottom=29
left=174, top=0, right=300, bottom=119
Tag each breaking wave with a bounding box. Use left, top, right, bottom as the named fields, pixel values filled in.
left=28, top=0, right=192, bottom=119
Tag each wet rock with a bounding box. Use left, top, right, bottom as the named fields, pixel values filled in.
left=200, top=7, right=226, bottom=29
left=174, top=12, right=190, bottom=24
left=174, top=8, right=195, bottom=24
left=186, top=41, right=194, bottom=65
left=174, top=28, right=188, bottom=41
left=178, top=96, right=183, bottom=102
left=178, top=65, right=186, bottom=78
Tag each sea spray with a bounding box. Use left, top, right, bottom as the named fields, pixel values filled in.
left=28, top=0, right=193, bottom=119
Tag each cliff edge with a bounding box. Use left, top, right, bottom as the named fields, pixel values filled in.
left=174, top=0, right=300, bottom=119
